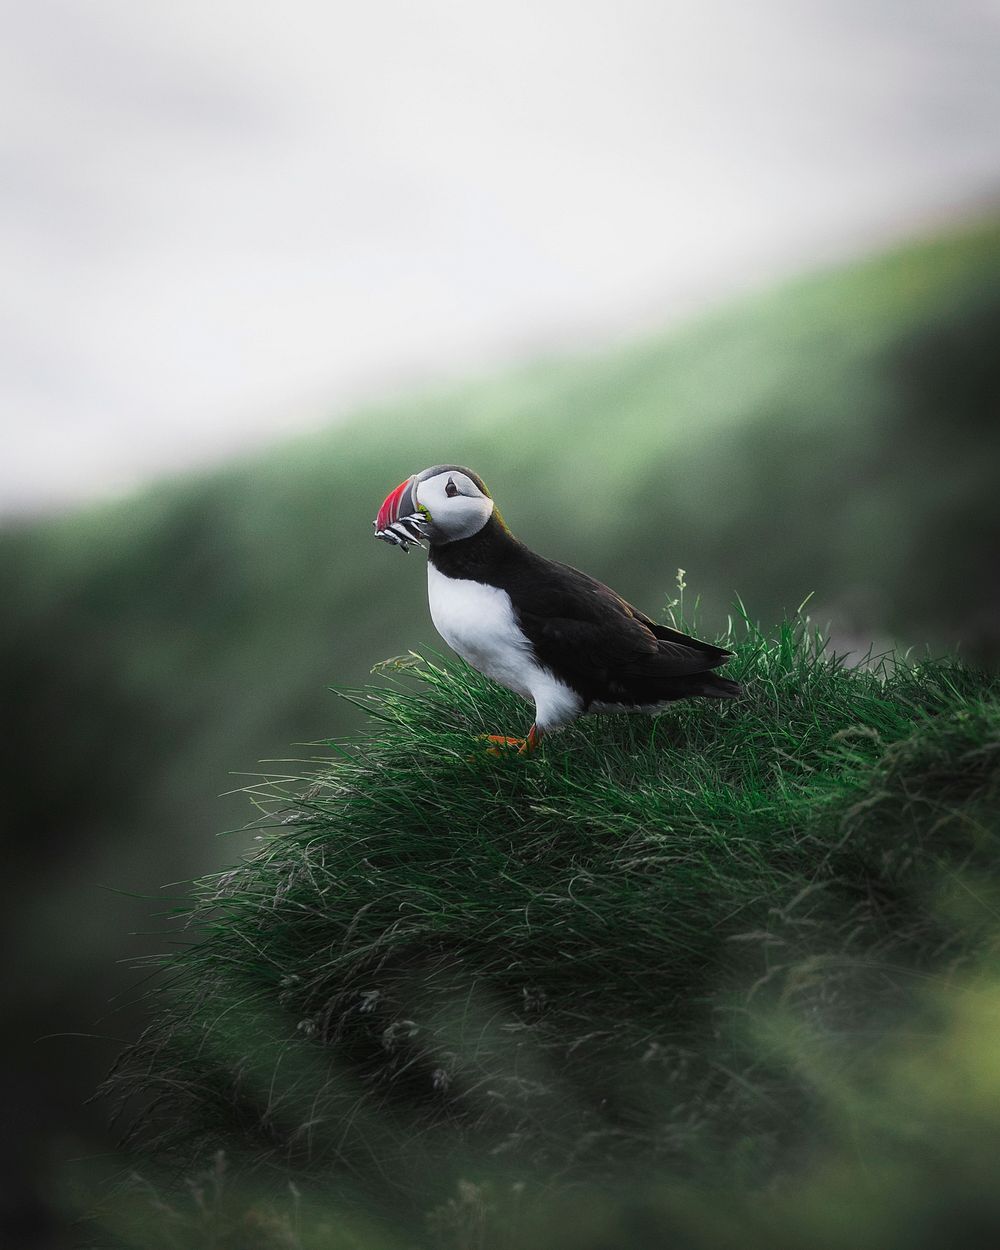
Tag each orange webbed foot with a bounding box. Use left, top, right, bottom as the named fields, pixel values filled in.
left=483, top=734, right=528, bottom=756
left=476, top=725, right=543, bottom=757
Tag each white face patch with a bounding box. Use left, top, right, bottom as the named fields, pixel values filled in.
left=416, top=471, right=494, bottom=543
left=427, top=563, right=583, bottom=732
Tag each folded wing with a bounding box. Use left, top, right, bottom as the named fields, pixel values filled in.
left=512, top=556, right=732, bottom=693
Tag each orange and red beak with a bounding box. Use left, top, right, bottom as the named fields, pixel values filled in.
left=375, top=476, right=416, bottom=533
left=374, top=474, right=425, bottom=551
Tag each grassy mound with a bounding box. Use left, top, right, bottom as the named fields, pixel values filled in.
left=101, top=614, right=1000, bottom=1246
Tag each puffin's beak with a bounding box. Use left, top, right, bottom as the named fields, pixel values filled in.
left=376, top=476, right=415, bottom=532
left=373, top=475, right=424, bottom=551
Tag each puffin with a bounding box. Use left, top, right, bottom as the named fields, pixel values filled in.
left=373, top=465, right=741, bottom=753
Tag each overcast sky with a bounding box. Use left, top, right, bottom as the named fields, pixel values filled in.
left=2, top=0, right=999, bottom=515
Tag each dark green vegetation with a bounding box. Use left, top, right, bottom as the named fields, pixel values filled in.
left=95, top=616, right=1000, bottom=1249
left=2, top=217, right=998, bottom=1235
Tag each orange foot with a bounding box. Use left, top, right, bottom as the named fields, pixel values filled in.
left=479, top=725, right=543, bottom=757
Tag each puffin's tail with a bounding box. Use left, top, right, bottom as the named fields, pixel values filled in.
left=698, top=674, right=742, bottom=699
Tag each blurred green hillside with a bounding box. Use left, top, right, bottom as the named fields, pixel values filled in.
left=2, top=218, right=999, bottom=1237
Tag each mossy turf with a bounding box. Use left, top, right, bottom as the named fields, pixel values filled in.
left=102, top=615, right=1000, bottom=1246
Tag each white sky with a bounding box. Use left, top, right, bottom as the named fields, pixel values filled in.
left=2, top=0, right=999, bottom=515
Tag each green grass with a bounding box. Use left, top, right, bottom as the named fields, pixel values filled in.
left=95, top=610, right=1000, bottom=1248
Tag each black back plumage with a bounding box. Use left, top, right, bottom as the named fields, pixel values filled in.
left=429, top=514, right=741, bottom=710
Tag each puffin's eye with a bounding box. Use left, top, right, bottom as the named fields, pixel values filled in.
left=445, top=477, right=459, bottom=498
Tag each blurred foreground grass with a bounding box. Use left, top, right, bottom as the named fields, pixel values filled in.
left=89, top=612, right=1000, bottom=1248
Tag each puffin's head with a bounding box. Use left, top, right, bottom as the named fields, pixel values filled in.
left=373, top=465, right=494, bottom=552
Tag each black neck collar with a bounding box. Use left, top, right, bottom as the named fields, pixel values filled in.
left=427, top=511, right=524, bottom=580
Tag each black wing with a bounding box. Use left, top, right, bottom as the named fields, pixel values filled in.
left=511, top=554, right=731, bottom=689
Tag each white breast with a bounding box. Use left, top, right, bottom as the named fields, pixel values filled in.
left=426, top=562, right=582, bottom=732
